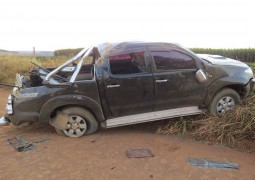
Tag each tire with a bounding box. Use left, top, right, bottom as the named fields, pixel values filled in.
left=209, top=88, right=241, bottom=116
left=55, top=107, right=99, bottom=137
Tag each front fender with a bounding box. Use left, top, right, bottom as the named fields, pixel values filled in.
left=203, top=76, right=251, bottom=106
left=39, top=94, right=105, bottom=123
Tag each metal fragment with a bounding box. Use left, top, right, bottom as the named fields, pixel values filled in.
left=189, top=158, right=239, bottom=169
left=126, top=149, right=154, bottom=158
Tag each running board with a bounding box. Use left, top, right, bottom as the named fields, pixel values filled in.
left=106, top=106, right=202, bottom=128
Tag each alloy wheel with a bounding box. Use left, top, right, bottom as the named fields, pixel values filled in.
left=63, top=115, right=87, bottom=137
left=216, top=96, right=235, bottom=115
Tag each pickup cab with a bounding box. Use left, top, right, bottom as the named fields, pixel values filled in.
left=1, top=42, right=254, bottom=137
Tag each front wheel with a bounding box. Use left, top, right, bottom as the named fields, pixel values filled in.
left=55, top=107, right=99, bottom=137
left=209, top=88, right=241, bottom=116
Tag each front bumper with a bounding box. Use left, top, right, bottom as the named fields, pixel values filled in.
left=1, top=95, right=12, bottom=126
left=5, top=93, right=40, bottom=125
left=6, top=95, right=13, bottom=115
left=0, top=117, right=10, bottom=126
left=6, top=112, right=39, bottom=125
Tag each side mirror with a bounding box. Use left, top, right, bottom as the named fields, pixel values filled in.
left=195, top=69, right=207, bottom=83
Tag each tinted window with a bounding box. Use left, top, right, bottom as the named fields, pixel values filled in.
left=109, top=51, right=146, bottom=74
left=151, top=51, right=196, bottom=70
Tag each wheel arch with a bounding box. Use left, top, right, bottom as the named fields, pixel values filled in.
left=215, top=84, right=244, bottom=98
left=39, top=95, right=105, bottom=123
left=204, top=81, right=248, bottom=107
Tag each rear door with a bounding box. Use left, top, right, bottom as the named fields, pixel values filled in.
left=149, top=47, right=207, bottom=111
left=104, top=49, right=154, bottom=117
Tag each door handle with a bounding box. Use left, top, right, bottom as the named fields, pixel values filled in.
left=107, top=84, right=120, bottom=88
left=155, top=79, right=168, bottom=83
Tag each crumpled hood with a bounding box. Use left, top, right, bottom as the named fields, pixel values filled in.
left=197, top=54, right=249, bottom=68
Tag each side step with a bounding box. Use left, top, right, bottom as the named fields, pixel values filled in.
left=106, top=106, right=202, bottom=128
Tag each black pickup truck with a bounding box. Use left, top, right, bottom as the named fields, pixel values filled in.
left=1, top=42, right=254, bottom=137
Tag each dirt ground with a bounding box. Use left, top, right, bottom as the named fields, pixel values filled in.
left=0, top=87, right=255, bottom=180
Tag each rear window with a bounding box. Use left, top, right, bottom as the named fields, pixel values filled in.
left=109, top=51, right=146, bottom=75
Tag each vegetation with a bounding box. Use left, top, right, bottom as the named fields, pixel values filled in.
left=248, top=63, right=255, bottom=72
left=190, top=48, right=255, bottom=63
left=157, top=92, right=255, bottom=153
left=53, top=47, right=255, bottom=62
left=0, top=56, right=67, bottom=84
left=54, top=48, right=83, bottom=57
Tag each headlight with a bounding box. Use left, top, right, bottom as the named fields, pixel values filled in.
left=12, top=87, right=19, bottom=97
left=15, top=73, right=23, bottom=88
left=7, top=95, right=12, bottom=103
left=245, top=68, right=253, bottom=78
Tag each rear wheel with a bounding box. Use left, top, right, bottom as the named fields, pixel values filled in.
left=55, top=107, right=98, bottom=137
left=209, top=88, right=241, bottom=116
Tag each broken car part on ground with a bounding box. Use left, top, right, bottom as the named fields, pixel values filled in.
left=0, top=41, right=254, bottom=137
left=189, top=158, right=239, bottom=169
left=6, top=136, right=49, bottom=152
left=126, top=149, right=155, bottom=158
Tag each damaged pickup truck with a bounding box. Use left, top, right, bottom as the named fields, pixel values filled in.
left=1, top=42, right=254, bottom=137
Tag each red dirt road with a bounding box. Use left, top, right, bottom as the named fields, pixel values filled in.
left=0, top=87, right=255, bottom=179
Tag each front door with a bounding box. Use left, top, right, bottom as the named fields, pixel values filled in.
left=150, top=49, right=207, bottom=111
left=104, top=50, right=154, bottom=117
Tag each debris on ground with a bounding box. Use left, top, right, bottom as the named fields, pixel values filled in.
left=189, top=158, right=239, bottom=169
left=6, top=136, right=49, bottom=152
left=126, top=149, right=154, bottom=158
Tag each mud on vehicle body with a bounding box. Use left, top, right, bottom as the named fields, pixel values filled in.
left=1, top=42, right=254, bottom=137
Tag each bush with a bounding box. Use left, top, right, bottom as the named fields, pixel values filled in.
left=54, top=48, right=83, bottom=57
left=0, top=56, right=34, bottom=84
left=0, top=56, right=67, bottom=84
left=156, top=93, right=255, bottom=152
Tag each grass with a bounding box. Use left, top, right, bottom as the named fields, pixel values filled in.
left=190, top=48, right=255, bottom=63
left=156, top=92, right=255, bottom=153
left=0, top=56, right=67, bottom=84
left=0, top=56, right=34, bottom=84
left=247, top=62, right=255, bottom=72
